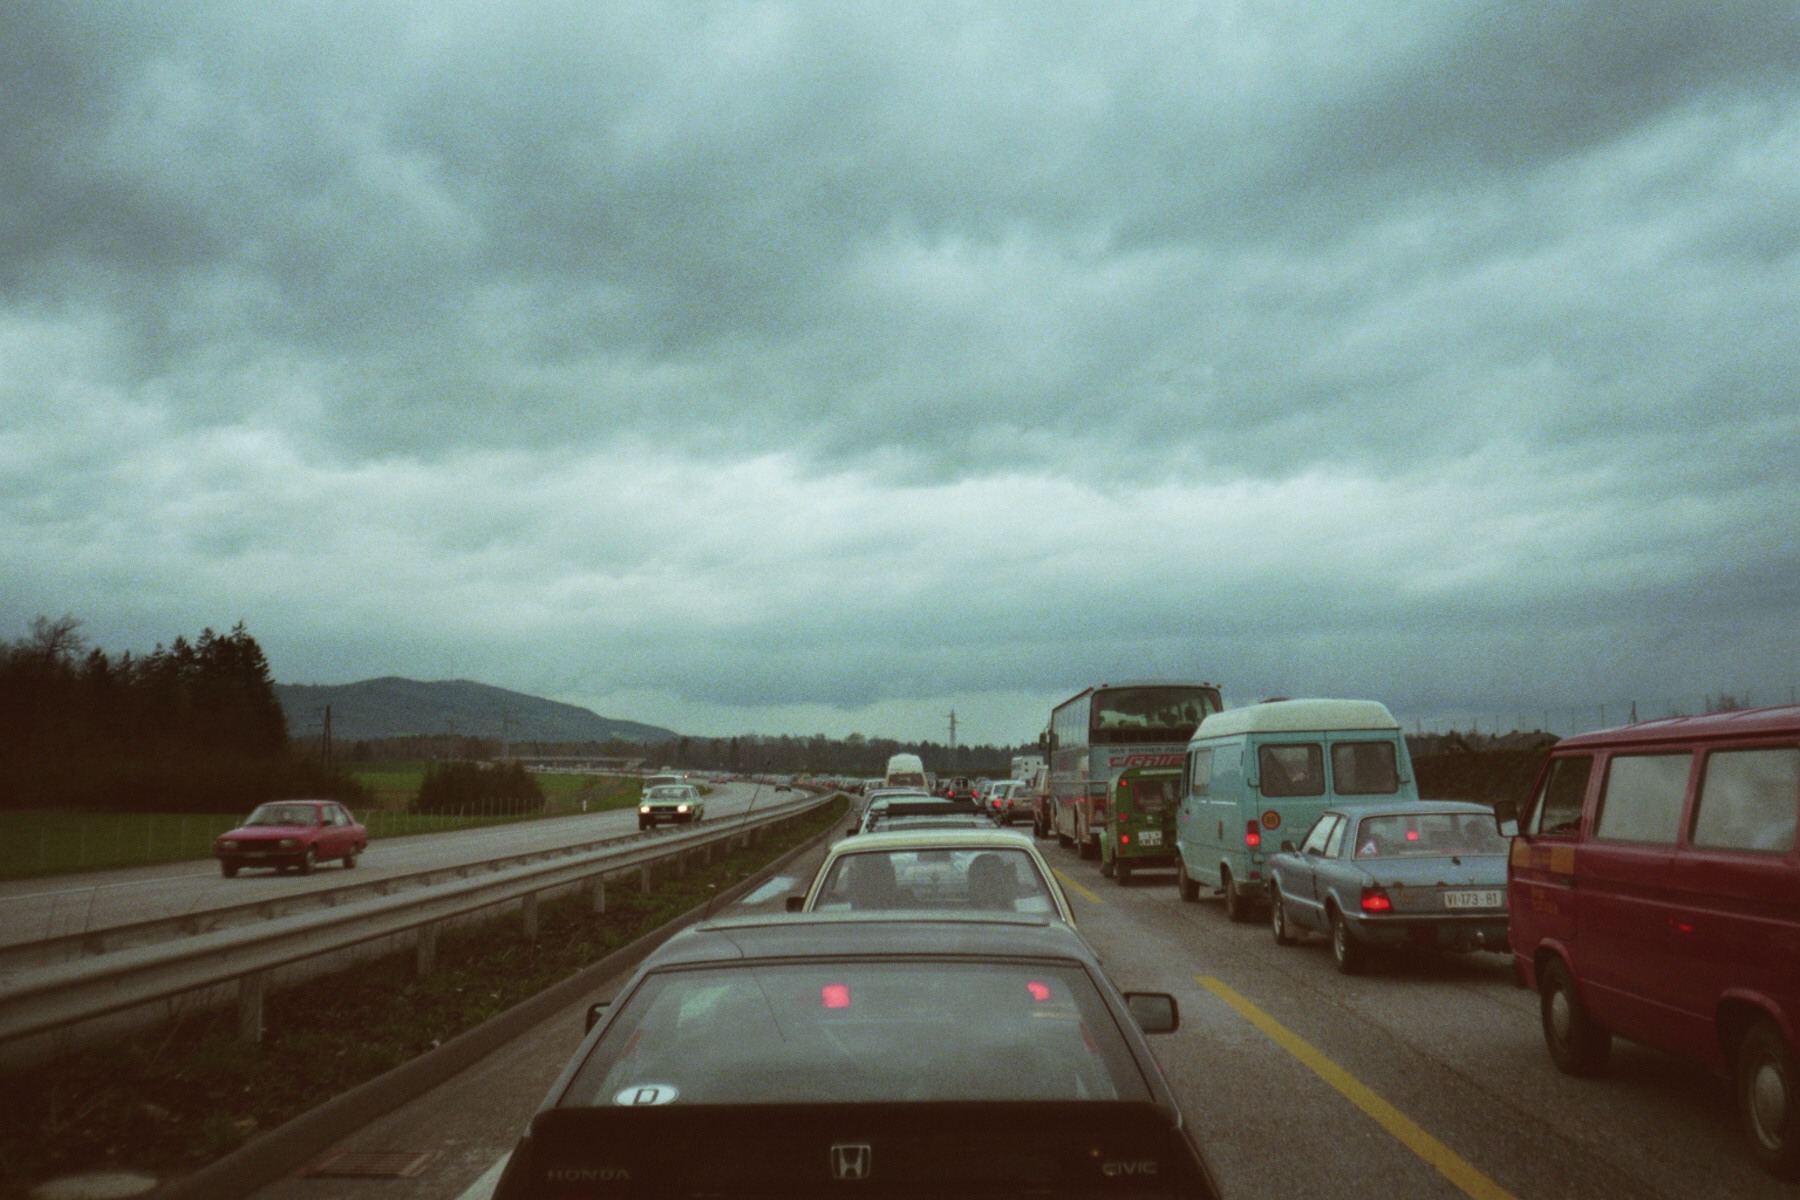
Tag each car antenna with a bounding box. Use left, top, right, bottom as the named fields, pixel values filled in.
left=700, top=768, right=765, bottom=923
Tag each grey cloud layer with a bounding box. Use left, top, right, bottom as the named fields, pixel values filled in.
left=3, top=1, right=1797, bottom=734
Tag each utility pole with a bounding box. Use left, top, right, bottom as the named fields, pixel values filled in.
left=321, top=705, right=332, bottom=771
left=947, top=710, right=958, bottom=772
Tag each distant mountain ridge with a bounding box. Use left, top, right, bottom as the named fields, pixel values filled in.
left=274, top=677, right=678, bottom=744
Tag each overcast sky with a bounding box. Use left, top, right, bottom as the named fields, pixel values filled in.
left=3, top=1, right=1796, bottom=744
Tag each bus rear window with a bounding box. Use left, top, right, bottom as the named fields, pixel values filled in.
left=1092, top=687, right=1221, bottom=743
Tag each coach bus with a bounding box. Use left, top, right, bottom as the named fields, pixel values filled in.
left=1038, top=681, right=1224, bottom=858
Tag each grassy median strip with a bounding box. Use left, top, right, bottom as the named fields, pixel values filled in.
left=0, top=795, right=845, bottom=1192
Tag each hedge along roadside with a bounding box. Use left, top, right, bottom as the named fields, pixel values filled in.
left=7, top=795, right=851, bottom=1200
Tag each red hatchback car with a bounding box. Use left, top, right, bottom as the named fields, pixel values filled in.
left=214, top=799, right=368, bottom=877
left=1503, top=706, right=1800, bottom=1176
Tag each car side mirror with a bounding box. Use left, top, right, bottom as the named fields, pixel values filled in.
left=1122, top=993, right=1180, bottom=1034
left=1493, top=800, right=1519, bottom=838
left=585, top=1001, right=611, bottom=1033
left=1280, top=839, right=1297, bottom=854
left=784, top=895, right=806, bottom=912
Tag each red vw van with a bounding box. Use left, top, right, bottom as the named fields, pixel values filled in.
left=1503, top=706, right=1800, bottom=1177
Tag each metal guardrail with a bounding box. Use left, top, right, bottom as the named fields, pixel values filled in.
left=0, top=792, right=841, bottom=1047
left=1, top=793, right=820, bottom=973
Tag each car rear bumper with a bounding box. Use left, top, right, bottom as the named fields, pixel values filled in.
left=1350, top=913, right=1510, bottom=952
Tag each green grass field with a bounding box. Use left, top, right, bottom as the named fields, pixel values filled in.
left=0, top=766, right=645, bottom=880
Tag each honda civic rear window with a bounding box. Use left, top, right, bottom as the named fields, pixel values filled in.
left=564, top=961, right=1144, bottom=1106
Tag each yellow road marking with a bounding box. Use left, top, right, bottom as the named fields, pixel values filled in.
left=1198, top=976, right=1519, bottom=1200
left=1052, top=868, right=1103, bottom=905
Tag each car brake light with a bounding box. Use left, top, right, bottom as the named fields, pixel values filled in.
left=1360, top=887, right=1393, bottom=913
left=1245, top=819, right=1261, bottom=848
left=821, top=984, right=851, bottom=1009
left=1405, top=829, right=1419, bottom=841
left=1027, top=981, right=1051, bottom=1002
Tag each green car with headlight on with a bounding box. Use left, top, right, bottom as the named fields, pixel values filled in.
left=639, top=784, right=704, bottom=830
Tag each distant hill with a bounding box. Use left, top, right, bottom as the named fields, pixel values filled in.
left=274, top=677, right=678, bottom=744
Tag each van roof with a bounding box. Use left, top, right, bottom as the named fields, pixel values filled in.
left=1191, top=698, right=1401, bottom=739
left=1557, top=705, right=1800, bottom=749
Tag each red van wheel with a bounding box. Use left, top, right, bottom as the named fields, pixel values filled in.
left=1539, top=958, right=1611, bottom=1076
left=1739, top=1019, right=1800, bottom=1178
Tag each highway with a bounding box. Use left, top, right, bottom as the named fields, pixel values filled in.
left=0, top=781, right=785, bottom=950
left=226, top=811, right=1788, bottom=1200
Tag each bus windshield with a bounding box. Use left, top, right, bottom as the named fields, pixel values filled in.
left=1092, top=686, right=1221, bottom=743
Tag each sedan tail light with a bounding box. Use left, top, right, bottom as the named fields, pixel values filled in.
left=1360, top=887, right=1393, bottom=913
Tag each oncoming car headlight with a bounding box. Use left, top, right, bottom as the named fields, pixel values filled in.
left=639, top=805, right=651, bottom=814
left=677, top=804, right=689, bottom=813
left=218, top=839, right=237, bottom=849
left=278, top=838, right=298, bottom=848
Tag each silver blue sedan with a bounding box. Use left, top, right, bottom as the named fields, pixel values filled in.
left=1266, top=799, right=1511, bottom=974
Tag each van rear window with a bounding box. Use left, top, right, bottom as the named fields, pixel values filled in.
left=1594, top=754, right=1691, bottom=846
left=1692, top=748, right=1800, bottom=855
left=1331, top=742, right=1399, bottom=795
left=1259, top=745, right=1324, bottom=797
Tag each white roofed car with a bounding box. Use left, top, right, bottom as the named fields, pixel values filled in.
left=789, top=828, right=1077, bottom=926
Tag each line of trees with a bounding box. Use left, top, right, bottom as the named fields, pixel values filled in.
left=0, top=616, right=363, bottom=814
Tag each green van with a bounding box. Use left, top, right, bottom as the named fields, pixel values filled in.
left=1099, top=765, right=1181, bottom=885
left=1174, top=699, right=1416, bottom=920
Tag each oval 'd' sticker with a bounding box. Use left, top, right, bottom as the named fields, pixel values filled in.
left=613, top=1083, right=678, bottom=1106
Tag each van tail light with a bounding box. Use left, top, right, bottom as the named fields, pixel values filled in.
left=1360, top=887, right=1393, bottom=913
left=1245, top=820, right=1262, bottom=848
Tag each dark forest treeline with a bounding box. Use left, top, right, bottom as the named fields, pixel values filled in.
left=0, top=616, right=363, bottom=813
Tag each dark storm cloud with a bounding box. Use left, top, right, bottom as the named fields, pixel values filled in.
left=2, top=1, right=1796, bottom=737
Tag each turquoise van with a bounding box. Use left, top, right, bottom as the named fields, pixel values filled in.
left=1175, top=699, right=1417, bottom=921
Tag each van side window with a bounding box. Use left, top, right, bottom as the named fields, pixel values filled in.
left=1692, top=747, right=1800, bottom=855
left=1594, top=754, right=1692, bottom=846
left=1299, top=814, right=1338, bottom=855
left=1529, top=755, right=1592, bottom=836
left=1258, top=744, right=1324, bottom=797
left=1331, top=742, right=1399, bottom=795
left=1188, top=749, right=1212, bottom=798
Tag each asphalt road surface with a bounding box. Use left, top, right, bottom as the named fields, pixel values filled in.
left=239, top=817, right=1786, bottom=1200
left=0, top=781, right=794, bottom=950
